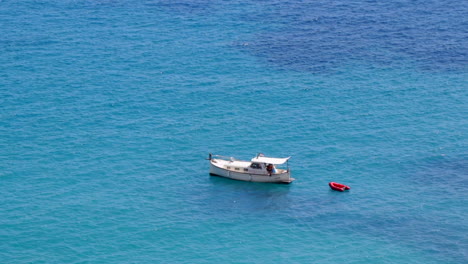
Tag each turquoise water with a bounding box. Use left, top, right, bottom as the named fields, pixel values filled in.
left=1, top=1, right=467, bottom=263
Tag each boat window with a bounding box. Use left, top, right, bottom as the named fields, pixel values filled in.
left=226, top=166, right=231, bottom=169
left=244, top=168, right=248, bottom=172
left=250, top=163, right=261, bottom=169
left=235, top=168, right=240, bottom=171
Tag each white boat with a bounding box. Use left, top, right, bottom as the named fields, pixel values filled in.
left=208, top=153, right=294, bottom=184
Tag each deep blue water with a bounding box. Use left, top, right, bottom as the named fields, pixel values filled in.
left=1, top=1, right=467, bottom=263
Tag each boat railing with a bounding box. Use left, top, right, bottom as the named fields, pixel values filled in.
left=209, top=154, right=235, bottom=161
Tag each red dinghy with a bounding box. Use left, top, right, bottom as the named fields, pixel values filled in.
left=329, top=182, right=350, bottom=192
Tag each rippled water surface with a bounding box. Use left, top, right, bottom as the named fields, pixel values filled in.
left=1, top=1, right=467, bottom=263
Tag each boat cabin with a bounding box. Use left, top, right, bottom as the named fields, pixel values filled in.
left=210, top=153, right=289, bottom=175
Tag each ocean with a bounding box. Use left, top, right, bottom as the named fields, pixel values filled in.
left=0, top=0, right=467, bottom=263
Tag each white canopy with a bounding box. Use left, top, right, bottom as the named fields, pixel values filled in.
left=251, top=156, right=290, bottom=165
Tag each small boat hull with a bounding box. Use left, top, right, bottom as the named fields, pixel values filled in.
left=329, top=182, right=350, bottom=192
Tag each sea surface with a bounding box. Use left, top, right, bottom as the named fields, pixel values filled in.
left=1, top=1, right=467, bottom=263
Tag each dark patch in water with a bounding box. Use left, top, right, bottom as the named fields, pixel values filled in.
left=410, top=156, right=468, bottom=192
left=241, top=0, right=468, bottom=73
left=292, top=202, right=467, bottom=263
